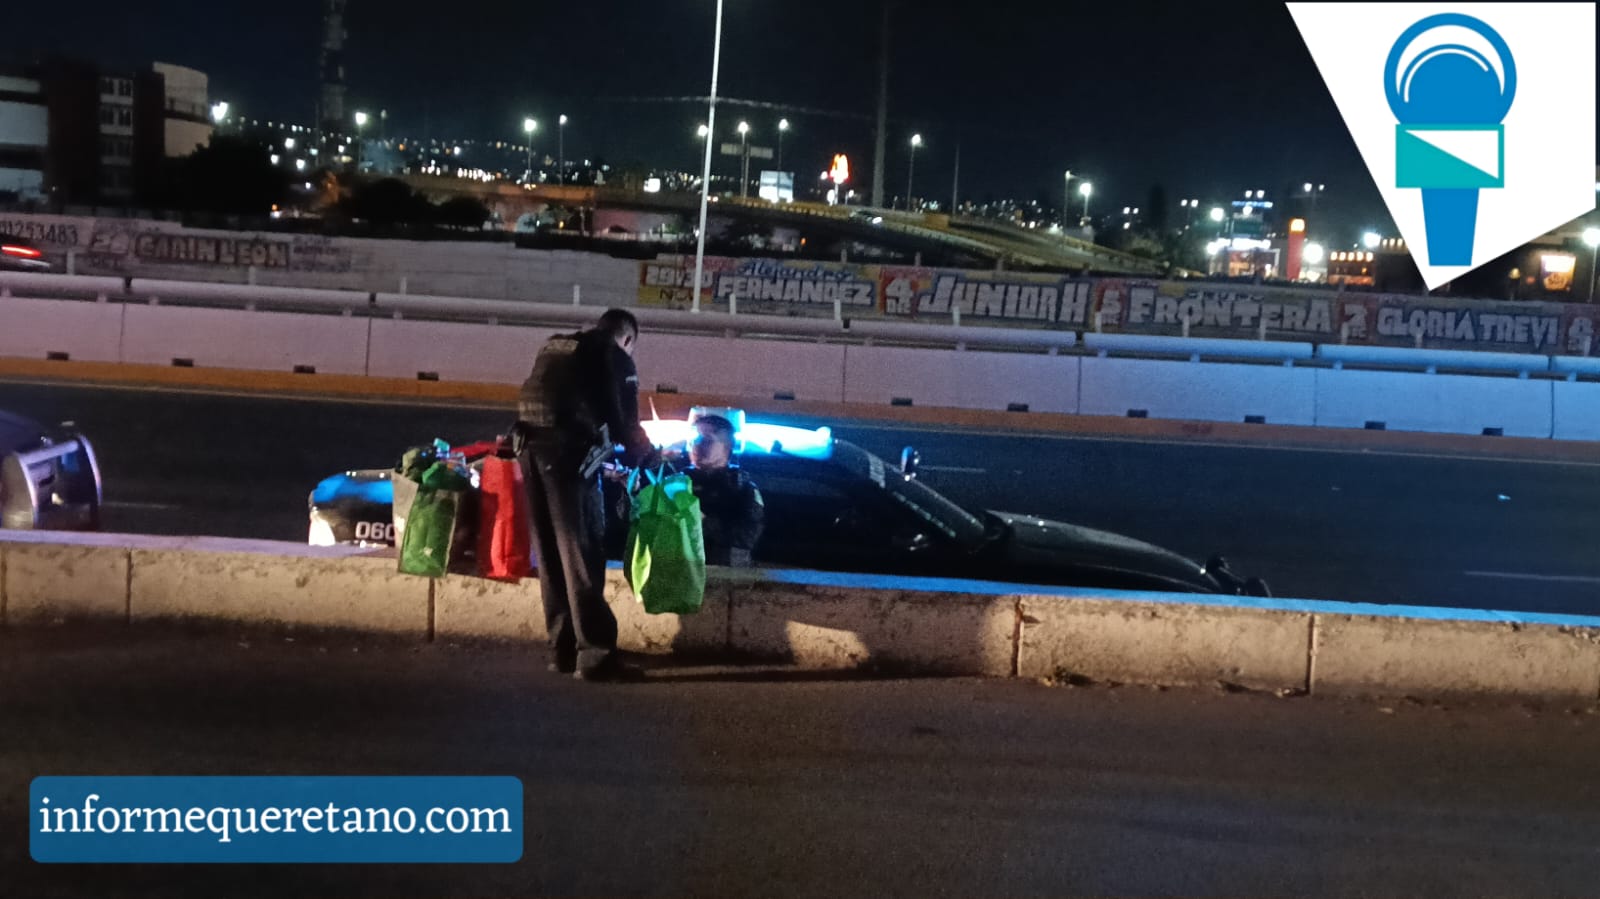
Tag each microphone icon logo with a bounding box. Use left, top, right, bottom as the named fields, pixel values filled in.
left=1386, top=13, right=1517, bottom=267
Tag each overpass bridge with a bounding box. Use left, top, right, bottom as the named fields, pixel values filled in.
left=396, top=174, right=1170, bottom=276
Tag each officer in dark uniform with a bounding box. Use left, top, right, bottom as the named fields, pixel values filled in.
left=515, top=309, right=658, bottom=681
left=684, top=414, right=764, bottom=567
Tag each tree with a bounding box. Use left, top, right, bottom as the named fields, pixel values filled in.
left=342, top=178, right=435, bottom=228
left=435, top=196, right=490, bottom=230
left=169, top=137, right=288, bottom=215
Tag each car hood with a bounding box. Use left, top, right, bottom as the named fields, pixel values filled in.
left=985, top=510, right=1221, bottom=593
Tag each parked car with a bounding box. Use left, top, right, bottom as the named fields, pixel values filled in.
left=0, top=411, right=102, bottom=531
left=309, top=414, right=1269, bottom=596
left=0, top=234, right=50, bottom=272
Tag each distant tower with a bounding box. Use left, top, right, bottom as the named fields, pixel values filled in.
left=318, top=0, right=348, bottom=136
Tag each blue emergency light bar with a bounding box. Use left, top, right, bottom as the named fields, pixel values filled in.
left=640, top=412, right=834, bottom=461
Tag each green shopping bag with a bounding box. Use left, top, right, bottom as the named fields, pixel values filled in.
left=398, top=461, right=473, bottom=579
left=625, top=468, right=707, bottom=615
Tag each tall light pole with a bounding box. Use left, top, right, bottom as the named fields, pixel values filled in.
left=906, top=133, right=922, bottom=211
left=691, top=0, right=725, bottom=314
left=777, top=118, right=789, bottom=171
left=522, top=117, right=537, bottom=181
left=353, top=110, right=368, bottom=171
left=1079, top=181, right=1093, bottom=223
left=1062, top=170, right=1075, bottom=228
left=737, top=120, right=751, bottom=198
left=1584, top=227, right=1600, bottom=304
left=558, top=114, right=568, bottom=184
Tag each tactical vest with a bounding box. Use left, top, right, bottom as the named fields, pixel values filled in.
left=517, top=332, right=593, bottom=434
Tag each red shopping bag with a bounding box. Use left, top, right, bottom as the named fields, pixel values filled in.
left=476, top=454, right=532, bottom=582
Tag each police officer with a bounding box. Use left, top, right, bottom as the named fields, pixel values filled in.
left=684, top=414, right=764, bottom=567
left=515, top=309, right=657, bottom=681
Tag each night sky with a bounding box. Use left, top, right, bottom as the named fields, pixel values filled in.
left=5, top=0, right=1474, bottom=243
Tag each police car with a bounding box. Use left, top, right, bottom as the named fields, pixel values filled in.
left=0, top=410, right=103, bottom=531
left=307, top=412, right=1269, bottom=596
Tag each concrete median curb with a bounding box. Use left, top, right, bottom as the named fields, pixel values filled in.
left=4, top=531, right=1600, bottom=703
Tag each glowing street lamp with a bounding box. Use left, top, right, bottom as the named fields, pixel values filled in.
left=777, top=118, right=790, bottom=171
left=1362, top=231, right=1382, bottom=250
left=353, top=111, right=369, bottom=171
left=906, top=133, right=923, bottom=211
left=210, top=101, right=229, bottom=125
left=522, top=117, right=538, bottom=178
left=1062, top=170, right=1075, bottom=227
left=737, top=120, right=751, bottom=198
left=557, top=114, right=568, bottom=185
left=1078, top=180, right=1093, bottom=221
left=1209, top=206, right=1225, bottom=223
left=1304, top=241, right=1326, bottom=266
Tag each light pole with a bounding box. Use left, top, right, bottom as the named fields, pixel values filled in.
left=1079, top=181, right=1093, bottom=224
left=737, top=121, right=751, bottom=198
left=353, top=110, right=369, bottom=171
left=558, top=114, right=568, bottom=184
left=777, top=118, right=789, bottom=171
left=907, top=133, right=922, bottom=211
left=523, top=117, right=537, bottom=181
left=691, top=0, right=725, bottom=314
left=1584, top=227, right=1600, bottom=303
left=1062, top=170, right=1074, bottom=228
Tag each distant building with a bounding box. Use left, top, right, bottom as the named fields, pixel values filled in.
left=0, top=58, right=213, bottom=206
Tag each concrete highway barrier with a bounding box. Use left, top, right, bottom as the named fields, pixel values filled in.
left=6, top=531, right=1600, bottom=703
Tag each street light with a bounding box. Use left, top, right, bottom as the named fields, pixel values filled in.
left=1583, top=227, right=1600, bottom=303
left=1078, top=181, right=1093, bottom=222
left=907, top=133, right=923, bottom=211
left=777, top=118, right=790, bottom=171
left=691, top=0, right=727, bottom=314
left=523, top=118, right=538, bottom=180
left=354, top=111, right=369, bottom=171
left=558, top=114, right=568, bottom=184
left=210, top=101, right=229, bottom=125
left=1209, top=206, right=1225, bottom=223
left=1362, top=231, right=1382, bottom=250
left=697, top=123, right=710, bottom=139
left=1304, top=242, right=1326, bottom=266
left=737, top=120, right=751, bottom=198
left=284, top=137, right=296, bottom=151
left=1062, top=170, right=1075, bottom=228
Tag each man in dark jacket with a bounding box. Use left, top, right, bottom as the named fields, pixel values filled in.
left=516, top=308, right=658, bottom=681
left=684, top=414, right=764, bottom=567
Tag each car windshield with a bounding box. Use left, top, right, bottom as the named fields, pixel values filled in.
left=828, top=440, right=989, bottom=548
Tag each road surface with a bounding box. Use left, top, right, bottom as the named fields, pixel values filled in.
left=4, top=379, right=1599, bottom=613
left=3, top=626, right=1600, bottom=898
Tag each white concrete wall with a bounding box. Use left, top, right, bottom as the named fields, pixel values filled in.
left=120, top=305, right=371, bottom=374
left=1315, top=368, right=1554, bottom=437
left=1079, top=357, right=1317, bottom=425
left=1552, top=380, right=1600, bottom=441
left=366, top=319, right=553, bottom=383
left=635, top=334, right=848, bottom=402
left=0, top=296, right=122, bottom=362
left=9, top=293, right=1600, bottom=442
left=842, top=346, right=1079, bottom=412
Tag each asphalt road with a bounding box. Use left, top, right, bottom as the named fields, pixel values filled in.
left=5, top=627, right=1600, bottom=898
left=3, top=379, right=1600, bottom=613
